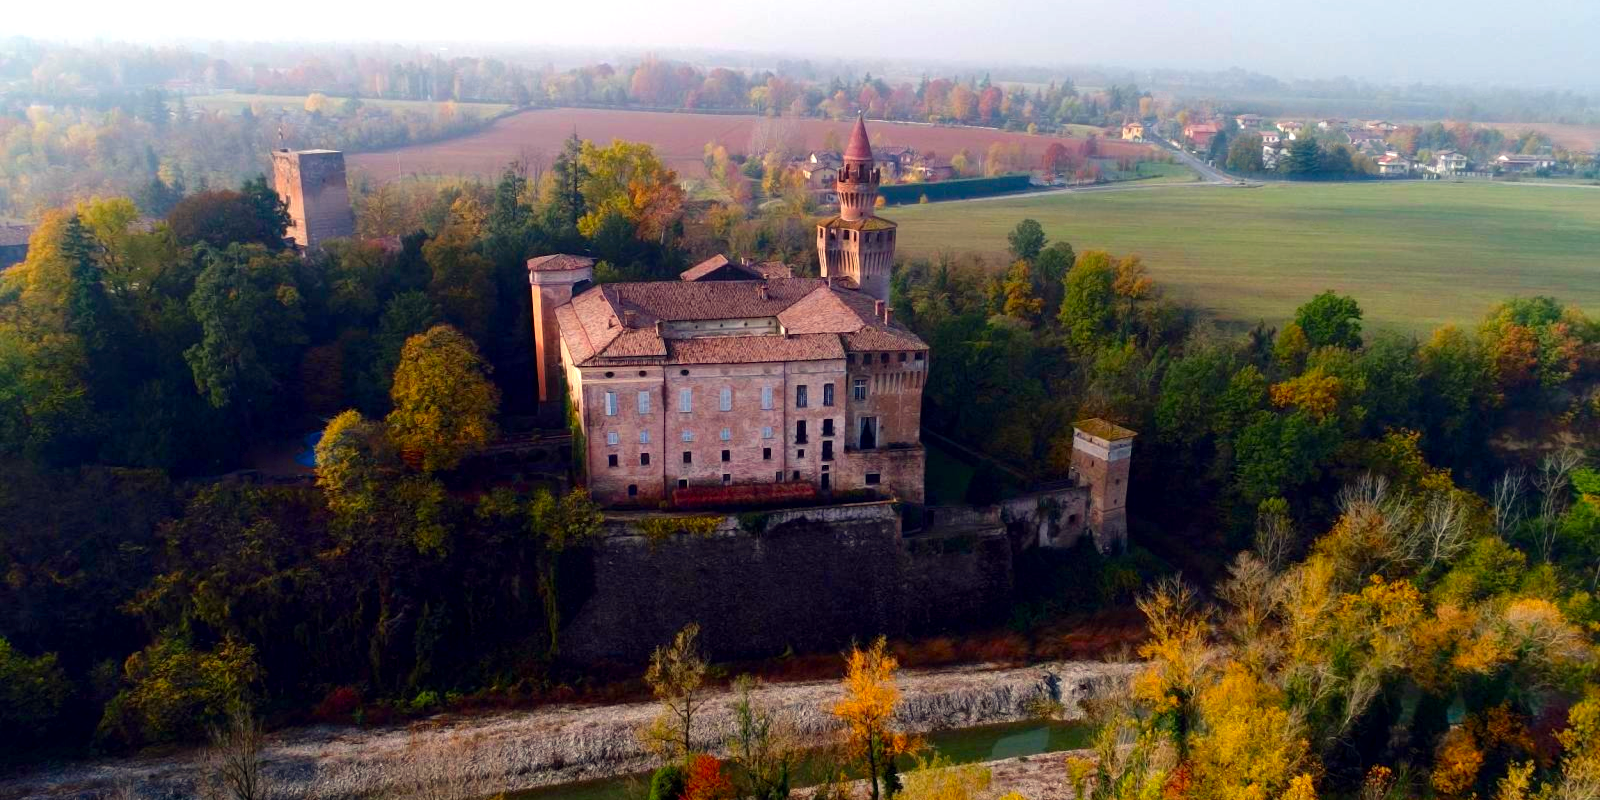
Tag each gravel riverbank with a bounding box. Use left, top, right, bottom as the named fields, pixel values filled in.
left=1, top=660, right=1131, bottom=800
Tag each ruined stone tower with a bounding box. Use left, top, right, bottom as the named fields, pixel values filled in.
left=817, top=115, right=896, bottom=302
left=527, top=254, right=595, bottom=422
left=271, top=149, right=355, bottom=249
left=1069, top=419, right=1137, bottom=550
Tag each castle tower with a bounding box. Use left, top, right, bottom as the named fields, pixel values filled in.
left=1070, top=419, right=1137, bottom=551
left=528, top=254, right=595, bottom=421
left=270, top=149, right=355, bottom=248
left=817, top=114, right=896, bottom=302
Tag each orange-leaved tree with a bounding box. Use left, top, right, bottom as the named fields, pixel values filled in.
left=833, top=637, right=916, bottom=800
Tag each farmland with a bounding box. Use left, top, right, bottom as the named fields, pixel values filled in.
left=889, top=181, right=1600, bottom=332
left=346, top=107, right=1152, bottom=182
left=178, top=92, right=513, bottom=116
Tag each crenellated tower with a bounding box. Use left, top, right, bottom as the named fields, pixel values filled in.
left=817, top=114, right=896, bottom=302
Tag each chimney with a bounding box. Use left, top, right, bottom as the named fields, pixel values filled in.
left=623, top=310, right=637, bottom=327
left=885, top=307, right=893, bottom=325
left=654, top=320, right=664, bottom=336
left=757, top=284, right=769, bottom=301
left=874, top=300, right=885, bottom=320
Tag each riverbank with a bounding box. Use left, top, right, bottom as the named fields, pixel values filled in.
left=0, top=660, right=1132, bottom=800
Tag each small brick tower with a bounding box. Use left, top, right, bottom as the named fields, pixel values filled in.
left=1070, top=418, right=1137, bottom=550
left=270, top=148, right=355, bottom=248
left=817, top=114, right=896, bottom=302
left=527, top=254, right=594, bottom=422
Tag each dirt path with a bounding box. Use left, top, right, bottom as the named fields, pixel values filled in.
left=1, top=661, right=1132, bottom=800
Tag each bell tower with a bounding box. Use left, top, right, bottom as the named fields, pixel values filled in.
left=817, top=114, right=896, bottom=302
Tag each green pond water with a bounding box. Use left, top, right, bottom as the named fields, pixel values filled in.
left=509, top=719, right=1093, bottom=800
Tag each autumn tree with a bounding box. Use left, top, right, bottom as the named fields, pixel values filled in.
left=577, top=140, right=685, bottom=243
left=834, top=637, right=916, bottom=800
left=385, top=325, right=499, bottom=473
left=642, top=623, right=709, bottom=761
left=475, top=487, right=602, bottom=659
left=1058, top=250, right=1117, bottom=352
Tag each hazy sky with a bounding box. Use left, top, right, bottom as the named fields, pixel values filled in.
left=11, top=0, right=1600, bottom=88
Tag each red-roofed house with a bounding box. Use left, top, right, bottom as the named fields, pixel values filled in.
left=1183, top=122, right=1220, bottom=151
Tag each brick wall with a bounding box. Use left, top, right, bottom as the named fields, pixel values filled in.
left=562, top=502, right=1013, bottom=663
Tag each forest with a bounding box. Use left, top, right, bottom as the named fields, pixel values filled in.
left=0, top=124, right=1596, bottom=800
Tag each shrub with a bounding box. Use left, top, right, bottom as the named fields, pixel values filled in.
left=648, top=763, right=686, bottom=800
left=97, top=636, right=261, bottom=747
left=0, top=637, right=72, bottom=748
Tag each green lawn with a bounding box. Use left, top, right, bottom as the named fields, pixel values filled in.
left=176, top=93, right=511, bottom=116
left=890, top=181, right=1600, bottom=332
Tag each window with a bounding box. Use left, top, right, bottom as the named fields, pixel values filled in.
left=776, top=471, right=785, bottom=482
left=762, top=426, right=774, bottom=439
left=604, top=391, right=617, bottom=416
left=720, top=427, right=731, bottom=441
left=915, top=352, right=925, bottom=361
left=761, top=386, right=773, bottom=410
left=797, top=449, right=805, bottom=459
left=822, top=382, right=835, bottom=406
left=682, top=451, right=693, bottom=464
left=721, top=449, right=731, bottom=462
left=880, top=353, right=890, bottom=364
left=678, top=479, right=688, bottom=489
left=821, top=473, right=830, bottom=490
left=640, top=453, right=651, bottom=466
left=682, top=430, right=695, bottom=442
left=637, top=391, right=651, bottom=414
left=722, top=473, right=731, bottom=485
left=795, top=420, right=808, bottom=444
left=792, top=470, right=801, bottom=481
left=865, top=472, right=881, bottom=485
left=847, top=354, right=855, bottom=364
left=859, top=417, right=878, bottom=450
left=822, top=441, right=834, bottom=461
left=763, top=447, right=772, bottom=460
left=853, top=378, right=868, bottom=400
left=679, top=388, right=692, bottom=413
left=822, top=419, right=835, bottom=437
left=606, top=431, right=620, bottom=446
left=607, top=454, right=619, bottom=467
left=898, top=352, right=907, bottom=362
left=795, top=384, right=808, bottom=408
left=628, top=484, right=638, bottom=497
left=720, top=387, right=732, bottom=411
left=639, top=431, right=651, bottom=444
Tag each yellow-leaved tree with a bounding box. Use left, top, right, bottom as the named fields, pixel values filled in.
left=385, top=325, right=499, bottom=473
left=641, top=623, right=708, bottom=761
left=833, top=637, right=916, bottom=800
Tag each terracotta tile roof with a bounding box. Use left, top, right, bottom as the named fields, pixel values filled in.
left=558, top=272, right=925, bottom=368
left=527, top=254, right=595, bottom=273
left=845, top=114, right=873, bottom=161
left=679, top=255, right=731, bottom=281
left=817, top=215, right=897, bottom=231
left=668, top=333, right=844, bottom=364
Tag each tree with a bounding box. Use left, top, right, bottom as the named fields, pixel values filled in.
left=642, top=623, right=709, bottom=761
left=1284, top=136, right=1323, bottom=176
left=834, top=637, right=915, bottom=800
left=725, top=675, right=797, bottom=800
left=1007, top=218, right=1046, bottom=262
left=97, top=636, right=261, bottom=747
left=184, top=245, right=307, bottom=421
left=0, top=637, right=71, bottom=747
left=385, top=325, right=499, bottom=473
left=577, top=140, right=685, bottom=243
left=1001, top=261, right=1043, bottom=325
left=200, top=707, right=274, bottom=800
left=1293, top=291, right=1363, bottom=350
left=1227, top=133, right=1265, bottom=172
left=1058, top=250, right=1117, bottom=352
left=167, top=177, right=289, bottom=250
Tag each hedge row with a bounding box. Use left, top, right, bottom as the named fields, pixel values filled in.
left=879, top=173, right=1032, bottom=204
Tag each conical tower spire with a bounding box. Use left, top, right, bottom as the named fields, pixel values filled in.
left=836, top=114, right=880, bottom=222
left=844, top=112, right=873, bottom=163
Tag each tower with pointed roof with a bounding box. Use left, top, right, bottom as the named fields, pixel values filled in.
left=817, top=115, right=896, bottom=303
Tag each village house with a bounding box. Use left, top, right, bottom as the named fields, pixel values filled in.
left=1433, top=150, right=1470, bottom=174
left=1275, top=120, right=1304, bottom=135
left=1259, top=130, right=1282, bottom=146
left=1263, top=144, right=1283, bottom=170
left=1376, top=152, right=1414, bottom=176
left=1233, top=113, right=1263, bottom=130
left=1347, top=131, right=1386, bottom=153
left=1317, top=118, right=1345, bottom=131
left=1184, top=122, right=1220, bottom=151
left=1121, top=120, right=1146, bottom=142
left=1364, top=120, right=1398, bottom=134
left=1495, top=153, right=1557, bottom=173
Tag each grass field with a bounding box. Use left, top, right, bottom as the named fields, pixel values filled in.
left=890, top=181, right=1600, bottom=332
left=178, top=93, right=512, bottom=116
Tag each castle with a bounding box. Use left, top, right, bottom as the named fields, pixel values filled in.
left=529, top=115, right=1135, bottom=549
left=271, top=148, right=355, bottom=248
